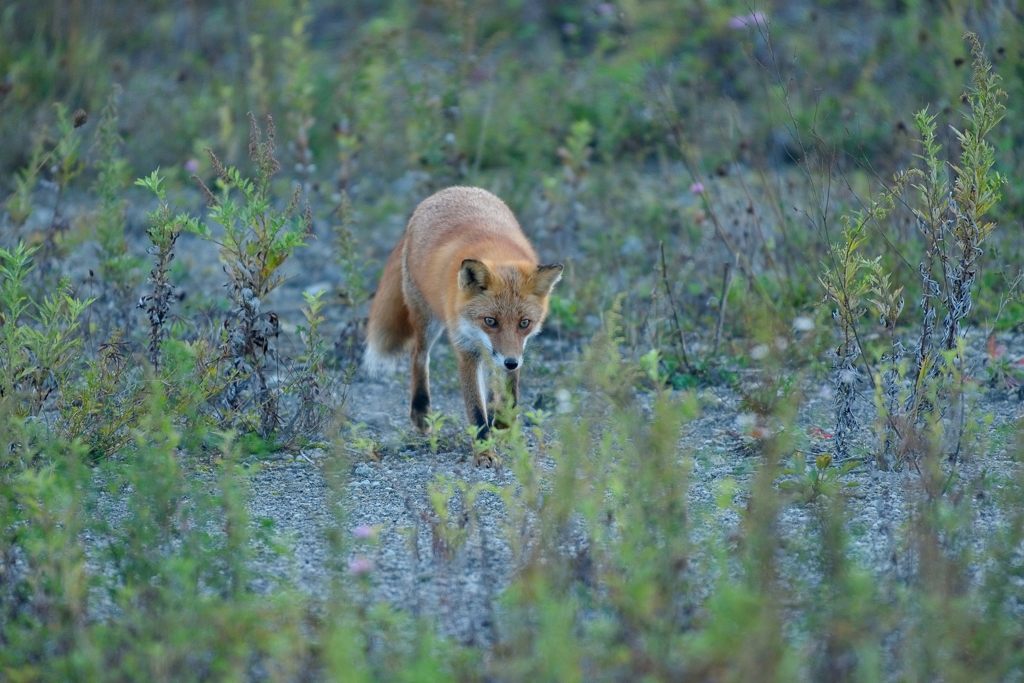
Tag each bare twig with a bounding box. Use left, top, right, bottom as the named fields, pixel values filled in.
left=654, top=82, right=776, bottom=313
left=658, top=241, right=694, bottom=372
left=713, top=259, right=735, bottom=355
left=471, top=85, right=495, bottom=181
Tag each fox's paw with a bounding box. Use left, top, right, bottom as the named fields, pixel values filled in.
left=411, top=411, right=432, bottom=435
left=473, top=449, right=501, bottom=468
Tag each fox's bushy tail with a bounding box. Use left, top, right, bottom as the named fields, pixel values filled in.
left=364, top=235, right=413, bottom=375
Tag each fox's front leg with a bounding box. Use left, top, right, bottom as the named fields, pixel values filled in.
left=456, top=351, right=488, bottom=437
left=457, top=352, right=499, bottom=466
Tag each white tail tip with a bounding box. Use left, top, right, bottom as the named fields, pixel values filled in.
left=362, top=345, right=400, bottom=377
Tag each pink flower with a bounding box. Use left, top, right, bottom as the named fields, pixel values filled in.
left=353, top=525, right=376, bottom=539
left=184, top=159, right=200, bottom=174
left=348, top=557, right=374, bottom=576
left=689, top=181, right=705, bottom=194
left=729, top=11, right=767, bottom=29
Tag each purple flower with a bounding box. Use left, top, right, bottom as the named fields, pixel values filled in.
left=689, top=181, right=706, bottom=195
left=184, top=159, right=200, bottom=174
left=353, top=525, right=376, bottom=540
left=597, top=3, right=616, bottom=16
left=348, top=556, right=374, bottom=576
left=728, top=11, right=767, bottom=29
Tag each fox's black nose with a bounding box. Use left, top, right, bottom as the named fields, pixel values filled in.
left=504, top=358, right=519, bottom=370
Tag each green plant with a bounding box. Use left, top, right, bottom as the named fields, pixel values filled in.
left=135, top=171, right=199, bottom=369
left=91, top=85, right=142, bottom=306
left=492, top=301, right=705, bottom=679
left=558, top=119, right=594, bottom=192
left=0, top=420, right=94, bottom=675
left=41, top=103, right=88, bottom=253
left=984, top=335, right=1024, bottom=392
left=345, top=424, right=381, bottom=462
left=190, top=113, right=311, bottom=437
left=333, top=190, right=369, bottom=308
left=546, top=293, right=579, bottom=331
left=0, top=242, right=92, bottom=416
left=285, top=288, right=341, bottom=441
left=905, top=35, right=1006, bottom=407
left=56, top=330, right=147, bottom=460
left=822, top=35, right=1007, bottom=470
left=280, top=0, right=317, bottom=187
left=426, top=475, right=469, bottom=562
left=543, top=119, right=593, bottom=251
left=3, top=104, right=87, bottom=237
left=5, top=130, right=46, bottom=227
left=780, top=451, right=859, bottom=504
left=424, top=410, right=450, bottom=453
left=819, top=179, right=905, bottom=462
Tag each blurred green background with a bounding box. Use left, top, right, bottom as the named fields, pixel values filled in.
left=2, top=0, right=1023, bottom=343
left=3, top=0, right=1021, bottom=188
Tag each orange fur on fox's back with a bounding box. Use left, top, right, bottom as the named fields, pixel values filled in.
left=364, top=233, right=414, bottom=375
left=403, top=187, right=538, bottom=322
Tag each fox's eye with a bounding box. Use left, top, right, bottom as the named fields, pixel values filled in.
left=484, top=317, right=498, bottom=328
left=519, top=319, right=530, bottom=329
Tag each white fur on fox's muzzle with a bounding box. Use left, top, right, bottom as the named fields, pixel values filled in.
left=455, top=319, right=493, bottom=355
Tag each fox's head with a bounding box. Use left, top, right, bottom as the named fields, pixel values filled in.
left=454, top=259, right=563, bottom=371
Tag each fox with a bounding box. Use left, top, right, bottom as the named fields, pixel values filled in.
left=364, top=186, right=563, bottom=465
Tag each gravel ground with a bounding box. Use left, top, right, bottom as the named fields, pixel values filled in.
left=239, top=328, right=1024, bottom=643
left=243, top=340, right=559, bottom=646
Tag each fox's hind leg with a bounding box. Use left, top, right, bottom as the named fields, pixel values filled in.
left=409, top=318, right=443, bottom=434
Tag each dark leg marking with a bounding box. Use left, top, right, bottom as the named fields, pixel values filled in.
left=411, top=391, right=430, bottom=415
left=472, top=407, right=489, bottom=441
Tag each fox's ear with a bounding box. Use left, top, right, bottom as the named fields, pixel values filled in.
left=459, top=259, right=492, bottom=293
left=531, top=263, right=563, bottom=297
